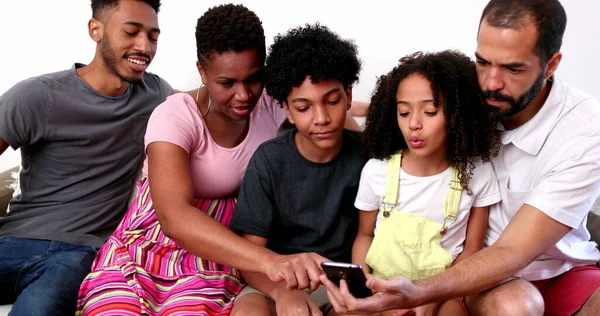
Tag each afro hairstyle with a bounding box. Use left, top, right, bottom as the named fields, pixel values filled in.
left=264, top=23, right=362, bottom=105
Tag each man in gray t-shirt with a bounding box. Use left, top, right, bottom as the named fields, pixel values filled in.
left=0, top=1, right=172, bottom=315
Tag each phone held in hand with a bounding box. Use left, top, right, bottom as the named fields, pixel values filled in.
left=321, top=261, right=373, bottom=298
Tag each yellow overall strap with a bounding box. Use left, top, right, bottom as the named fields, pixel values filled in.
left=383, top=151, right=462, bottom=232
left=441, top=167, right=462, bottom=233
left=383, top=152, right=402, bottom=207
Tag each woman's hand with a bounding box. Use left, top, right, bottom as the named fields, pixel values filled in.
left=265, top=252, right=328, bottom=291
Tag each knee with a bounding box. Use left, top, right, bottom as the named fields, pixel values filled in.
left=469, top=281, right=544, bottom=316
left=231, top=307, right=268, bottom=316
left=491, top=296, right=544, bottom=316
left=231, top=294, right=274, bottom=316
left=231, top=305, right=274, bottom=316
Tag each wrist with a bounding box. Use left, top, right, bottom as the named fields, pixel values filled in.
left=412, top=280, right=433, bottom=306
left=262, top=251, right=281, bottom=275
left=270, top=285, right=292, bottom=302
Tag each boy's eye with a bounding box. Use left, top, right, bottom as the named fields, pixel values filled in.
left=508, top=68, right=522, bottom=74
left=327, top=99, right=340, bottom=105
left=220, top=82, right=233, bottom=88
left=296, top=107, right=309, bottom=113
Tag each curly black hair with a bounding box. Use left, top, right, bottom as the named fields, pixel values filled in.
left=264, top=23, right=362, bottom=104
left=363, top=50, right=499, bottom=193
left=91, top=0, right=161, bottom=19
left=195, top=4, right=266, bottom=67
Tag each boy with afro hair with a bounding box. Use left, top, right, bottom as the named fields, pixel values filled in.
left=230, top=24, right=364, bottom=315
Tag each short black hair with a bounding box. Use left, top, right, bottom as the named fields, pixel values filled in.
left=480, top=0, right=567, bottom=63
left=264, top=23, right=362, bottom=104
left=195, top=4, right=266, bottom=67
left=363, top=50, right=499, bottom=193
left=91, top=0, right=162, bottom=19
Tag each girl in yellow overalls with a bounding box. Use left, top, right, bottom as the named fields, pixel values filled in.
left=353, top=51, right=501, bottom=316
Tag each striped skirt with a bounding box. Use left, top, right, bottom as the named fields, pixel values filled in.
left=76, top=179, right=243, bottom=315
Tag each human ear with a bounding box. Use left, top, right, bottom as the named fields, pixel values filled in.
left=544, top=52, right=562, bottom=80
left=282, top=102, right=295, bottom=124
left=89, top=18, right=102, bottom=42
left=196, top=61, right=208, bottom=85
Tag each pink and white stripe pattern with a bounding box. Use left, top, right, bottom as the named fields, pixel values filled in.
left=76, top=179, right=243, bottom=315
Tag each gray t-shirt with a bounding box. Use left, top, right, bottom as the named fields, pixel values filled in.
left=231, top=129, right=365, bottom=262
left=0, top=63, right=173, bottom=248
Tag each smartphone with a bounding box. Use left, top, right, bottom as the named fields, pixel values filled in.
left=321, top=261, right=373, bottom=298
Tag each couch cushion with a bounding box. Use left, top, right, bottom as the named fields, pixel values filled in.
left=0, top=304, right=12, bottom=315
left=0, top=167, right=18, bottom=217
left=588, top=212, right=600, bottom=245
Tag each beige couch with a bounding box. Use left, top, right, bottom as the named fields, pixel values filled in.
left=0, top=161, right=598, bottom=315
left=0, top=167, right=17, bottom=217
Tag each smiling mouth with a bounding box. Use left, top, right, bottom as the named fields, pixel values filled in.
left=231, top=105, right=254, bottom=116
left=127, top=58, right=148, bottom=66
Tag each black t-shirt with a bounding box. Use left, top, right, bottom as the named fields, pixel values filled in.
left=231, top=129, right=365, bottom=262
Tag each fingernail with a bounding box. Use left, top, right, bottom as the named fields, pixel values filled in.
left=367, top=278, right=374, bottom=287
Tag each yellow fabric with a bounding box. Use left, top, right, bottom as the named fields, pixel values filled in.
left=365, top=151, right=462, bottom=281
left=443, top=167, right=461, bottom=227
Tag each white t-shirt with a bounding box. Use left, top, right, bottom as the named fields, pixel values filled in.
left=355, top=158, right=500, bottom=259
left=486, top=78, right=600, bottom=281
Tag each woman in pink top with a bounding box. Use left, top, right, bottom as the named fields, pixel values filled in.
left=75, top=4, right=365, bottom=315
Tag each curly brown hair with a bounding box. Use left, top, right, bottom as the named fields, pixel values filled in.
left=363, top=50, right=499, bottom=193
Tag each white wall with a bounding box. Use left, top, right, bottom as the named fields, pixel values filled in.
left=1, top=0, right=599, bottom=171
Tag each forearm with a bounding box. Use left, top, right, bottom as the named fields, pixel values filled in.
left=415, top=245, right=528, bottom=304
left=418, top=204, right=575, bottom=304
left=352, top=234, right=374, bottom=274
left=452, top=247, right=478, bottom=265
left=161, top=205, right=278, bottom=274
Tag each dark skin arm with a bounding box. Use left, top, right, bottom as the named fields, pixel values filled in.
left=352, top=210, right=378, bottom=275
left=148, top=141, right=326, bottom=288
left=453, top=206, right=489, bottom=264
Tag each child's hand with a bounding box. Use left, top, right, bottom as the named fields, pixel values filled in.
left=265, top=252, right=327, bottom=291
left=274, top=290, right=322, bottom=316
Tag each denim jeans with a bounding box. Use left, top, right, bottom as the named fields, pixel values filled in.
left=0, top=236, right=97, bottom=316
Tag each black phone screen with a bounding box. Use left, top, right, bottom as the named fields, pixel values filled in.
left=321, top=262, right=373, bottom=298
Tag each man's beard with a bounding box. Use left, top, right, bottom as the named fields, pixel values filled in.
left=100, top=34, right=147, bottom=84
left=483, top=70, right=545, bottom=121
